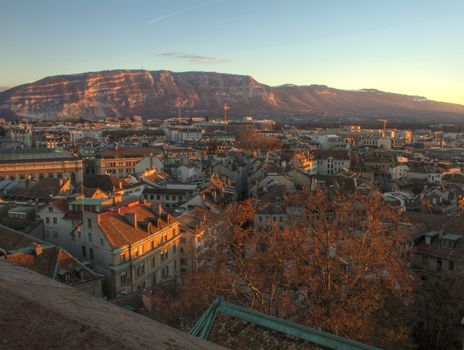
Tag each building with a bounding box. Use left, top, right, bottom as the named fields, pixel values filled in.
left=95, top=147, right=164, bottom=178
left=0, top=224, right=103, bottom=297
left=7, top=126, right=32, bottom=147
left=36, top=199, right=82, bottom=255
left=73, top=199, right=181, bottom=297
left=0, top=148, right=83, bottom=184
left=313, top=150, right=351, bottom=176
left=176, top=207, right=207, bottom=273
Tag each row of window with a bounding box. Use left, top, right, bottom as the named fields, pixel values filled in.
left=45, top=217, right=58, bottom=224
left=144, top=194, right=182, bottom=202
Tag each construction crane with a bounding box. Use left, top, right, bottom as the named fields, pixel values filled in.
left=224, top=103, right=230, bottom=132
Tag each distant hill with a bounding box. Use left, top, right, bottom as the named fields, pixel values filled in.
left=1, top=69, right=463, bottom=121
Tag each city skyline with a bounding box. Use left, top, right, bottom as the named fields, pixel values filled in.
left=1, top=0, right=463, bottom=105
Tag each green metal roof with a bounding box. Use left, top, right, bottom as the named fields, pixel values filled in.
left=424, top=230, right=440, bottom=237
left=190, top=298, right=381, bottom=350
left=442, top=233, right=462, bottom=241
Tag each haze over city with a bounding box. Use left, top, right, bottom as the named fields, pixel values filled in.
left=1, top=0, right=463, bottom=104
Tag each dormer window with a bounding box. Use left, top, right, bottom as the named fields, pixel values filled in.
left=441, top=239, right=454, bottom=249
left=441, top=234, right=461, bottom=249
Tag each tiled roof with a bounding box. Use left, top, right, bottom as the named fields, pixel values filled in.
left=0, top=224, right=45, bottom=251
left=50, top=199, right=70, bottom=214
left=314, top=150, right=350, bottom=160
left=98, top=202, right=175, bottom=248
left=99, top=146, right=163, bottom=158
left=98, top=213, right=149, bottom=248
left=84, top=174, right=123, bottom=192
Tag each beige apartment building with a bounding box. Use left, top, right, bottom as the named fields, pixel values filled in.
left=95, top=147, right=164, bottom=178
left=72, top=199, right=180, bottom=297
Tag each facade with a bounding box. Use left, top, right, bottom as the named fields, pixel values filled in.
left=176, top=207, right=206, bottom=274
left=37, top=199, right=82, bottom=256
left=0, top=148, right=83, bottom=184
left=389, top=164, right=410, bottom=180
left=313, top=150, right=351, bottom=176
left=73, top=199, right=181, bottom=297
left=95, top=147, right=163, bottom=178
left=413, top=230, right=464, bottom=277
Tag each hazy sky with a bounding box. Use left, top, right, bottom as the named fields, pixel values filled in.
left=1, top=0, right=463, bottom=104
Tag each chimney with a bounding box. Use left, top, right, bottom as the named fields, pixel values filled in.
left=152, top=203, right=162, bottom=216
left=33, top=243, right=43, bottom=256
left=440, top=224, right=445, bottom=238
left=124, top=212, right=138, bottom=229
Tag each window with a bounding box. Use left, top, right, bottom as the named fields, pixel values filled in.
left=437, top=259, right=443, bottom=272
left=180, top=238, right=186, bottom=244
left=120, top=272, right=127, bottom=286
left=87, top=218, right=92, bottom=228
left=46, top=217, right=50, bottom=224
left=48, top=207, right=54, bottom=212
left=449, top=260, right=455, bottom=271
left=441, top=239, right=454, bottom=249
left=100, top=238, right=104, bottom=246
left=89, top=248, right=94, bottom=260
left=88, top=232, right=92, bottom=242
left=82, top=245, right=86, bottom=257
left=136, top=263, right=145, bottom=276
left=53, top=217, right=57, bottom=224
left=64, top=273, right=71, bottom=283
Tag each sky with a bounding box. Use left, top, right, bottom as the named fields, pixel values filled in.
left=0, top=0, right=463, bottom=104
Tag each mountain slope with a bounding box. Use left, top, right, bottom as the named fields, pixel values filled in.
left=0, top=69, right=463, bottom=121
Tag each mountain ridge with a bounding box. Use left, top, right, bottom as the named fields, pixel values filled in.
left=1, top=69, right=463, bottom=121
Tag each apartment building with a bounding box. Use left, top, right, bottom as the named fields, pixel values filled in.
left=95, top=147, right=164, bottom=178
left=313, top=150, right=351, bottom=176
left=74, top=199, right=180, bottom=297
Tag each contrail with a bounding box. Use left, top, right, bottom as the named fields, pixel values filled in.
left=147, top=0, right=221, bottom=24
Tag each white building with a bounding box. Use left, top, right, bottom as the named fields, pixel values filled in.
left=313, top=150, right=351, bottom=176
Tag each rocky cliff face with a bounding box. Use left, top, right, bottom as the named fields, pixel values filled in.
left=1, top=69, right=463, bottom=121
